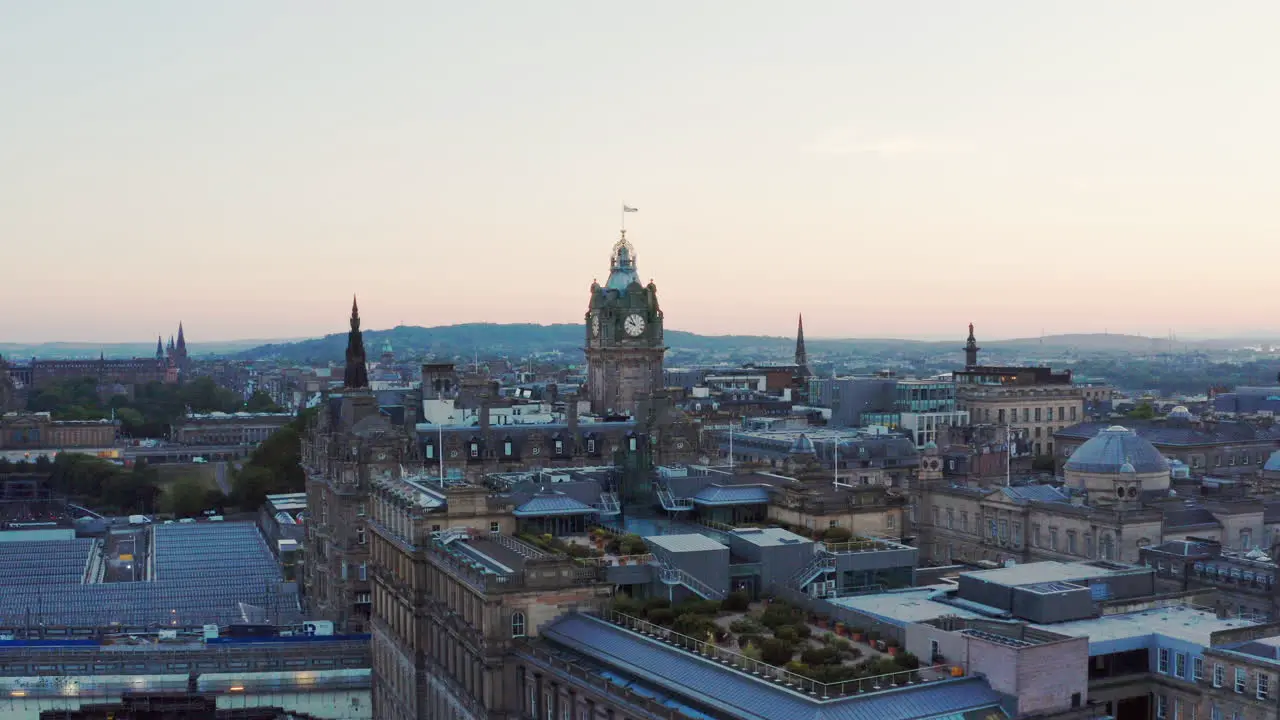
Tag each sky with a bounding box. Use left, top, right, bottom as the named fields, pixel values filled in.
left=3, top=2, right=1279, bottom=343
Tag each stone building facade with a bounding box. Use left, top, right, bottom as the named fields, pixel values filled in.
left=584, top=233, right=665, bottom=416
left=0, top=412, right=118, bottom=450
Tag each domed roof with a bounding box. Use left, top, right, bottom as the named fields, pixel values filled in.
left=1064, top=425, right=1169, bottom=474
left=1168, top=406, right=1193, bottom=419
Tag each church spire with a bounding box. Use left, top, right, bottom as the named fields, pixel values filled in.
left=794, top=314, right=810, bottom=374
left=156, top=336, right=165, bottom=360
left=344, top=295, right=370, bottom=389
left=964, top=322, right=981, bottom=368
left=176, top=323, right=186, bottom=353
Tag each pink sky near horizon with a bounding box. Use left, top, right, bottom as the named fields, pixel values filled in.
left=4, top=2, right=1280, bottom=344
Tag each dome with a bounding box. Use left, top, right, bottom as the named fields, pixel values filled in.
left=1064, top=425, right=1169, bottom=474
left=1168, top=406, right=1193, bottom=419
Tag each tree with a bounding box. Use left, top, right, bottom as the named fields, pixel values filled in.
left=244, top=390, right=284, bottom=413
left=164, top=477, right=211, bottom=518
left=1127, top=403, right=1157, bottom=420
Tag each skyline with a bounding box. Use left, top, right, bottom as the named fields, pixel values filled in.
left=5, top=2, right=1280, bottom=342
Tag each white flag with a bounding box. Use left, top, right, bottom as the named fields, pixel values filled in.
left=622, top=205, right=638, bottom=212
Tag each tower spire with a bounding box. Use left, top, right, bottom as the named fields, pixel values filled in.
left=176, top=323, right=186, bottom=352
left=964, top=322, right=981, bottom=368
left=344, top=295, right=370, bottom=389
left=794, top=313, right=810, bottom=376
left=156, top=336, right=165, bottom=361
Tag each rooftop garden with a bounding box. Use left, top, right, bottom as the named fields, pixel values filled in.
left=608, top=594, right=929, bottom=686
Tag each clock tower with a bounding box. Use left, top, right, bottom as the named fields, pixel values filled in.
left=585, top=231, right=666, bottom=416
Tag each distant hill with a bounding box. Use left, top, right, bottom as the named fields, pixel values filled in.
left=0, top=339, right=306, bottom=360
left=230, top=325, right=1252, bottom=363
left=10, top=327, right=1270, bottom=365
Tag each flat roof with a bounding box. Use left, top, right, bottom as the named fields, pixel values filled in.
left=728, top=527, right=812, bottom=548
left=1033, top=605, right=1255, bottom=650
left=646, top=534, right=727, bottom=553
left=960, top=560, right=1143, bottom=586
left=829, top=587, right=984, bottom=627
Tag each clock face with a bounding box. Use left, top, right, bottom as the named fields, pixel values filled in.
left=591, top=315, right=600, bottom=337
left=624, top=314, right=646, bottom=337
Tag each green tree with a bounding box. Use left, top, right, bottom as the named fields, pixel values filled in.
left=1127, top=402, right=1157, bottom=420
left=244, top=390, right=284, bottom=413
left=164, top=477, right=211, bottom=517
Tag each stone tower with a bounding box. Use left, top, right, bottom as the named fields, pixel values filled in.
left=584, top=231, right=666, bottom=416
left=344, top=296, right=370, bottom=390
left=964, top=322, right=981, bottom=368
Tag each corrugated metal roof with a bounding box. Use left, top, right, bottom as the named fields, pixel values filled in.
left=692, top=485, right=771, bottom=506
left=512, top=491, right=594, bottom=517
left=541, top=613, right=1006, bottom=720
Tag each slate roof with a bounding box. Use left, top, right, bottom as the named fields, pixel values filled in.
left=1058, top=420, right=1280, bottom=448
left=541, top=613, right=1007, bottom=720
left=1000, top=485, right=1069, bottom=504
left=512, top=490, right=595, bottom=516
left=1161, top=507, right=1221, bottom=530
left=1063, top=426, right=1169, bottom=474
left=691, top=484, right=771, bottom=506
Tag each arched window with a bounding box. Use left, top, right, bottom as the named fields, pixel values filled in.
left=512, top=611, right=526, bottom=638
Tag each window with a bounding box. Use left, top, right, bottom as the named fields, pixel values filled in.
left=1240, top=530, right=1252, bottom=550
left=1259, top=672, right=1270, bottom=700
left=357, top=527, right=367, bottom=545
left=628, top=436, right=638, bottom=452
left=490, top=521, right=500, bottom=534
left=947, top=509, right=954, bottom=529
left=1058, top=406, right=1065, bottom=420
left=554, top=439, right=564, bottom=454
left=1070, top=406, right=1077, bottom=420
left=1156, top=693, right=1167, bottom=719
left=425, top=444, right=434, bottom=460
left=1033, top=524, right=1042, bottom=547
left=1034, top=408, right=1042, bottom=422
left=1174, top=698, right=1183, bottom=720
left=960, top=511, right=968, bottom=532
left=357, top=502, right=366, bottom=517
left=886, top=514, right=896, bottom=530
left=586, top=438, right=596, bottom=453
left=1013, top=522, right=1022, bottom=546
left=1049, top=528, right=1058, bottom=552
left=503, top=440, right=513, bottom=456
left=1176, top=652, right=1187, bottom=678
left=359, top=562, right=367, bottom=581
left=1194, top=656, right=1204, bottom=681
left=469, top=442, right=479, bottom=458
left=999, top=519, right=1008, bottom=541
left=829, top=519, right=839, bottom=529
left=512, top=611, right=526, bottom=638
left=1235, top=667, right=1246, bottom=693
left=1067, top=531, right=1077, bottom=555
left=1211, top=704, right=1222, bottom=720
left=340, top=562, right=348, bottom=581
left=1158, top=648, right=1170, bottom=673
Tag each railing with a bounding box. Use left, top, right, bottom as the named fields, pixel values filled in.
left=655, top=487, right=694, bottom=511
left=516, top=644, right=692, bottom=720
left=574, top=553, right=654, bottom=568
left=791, top=552, right=835, bottom=589
left=601, top=610, right=965, bottom=699
left=432, top=527, right=471, bottom=546
left=492, top=533, right=550, bottom=560
left=655, top=562, right=726, bottom=600
left=595, top=492, right=622, bottom=515
left=823, top=538, right=911, bottom=554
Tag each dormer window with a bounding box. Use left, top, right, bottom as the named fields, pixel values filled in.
left=628, top=436, right=638, bottom=452
left=425, top=444, right=435, bottom=460
left=503, top=440, right=513, bottom=457
left=554, top=439, right=564, bottom=455
left=469, top=442, right=479, bottom=458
